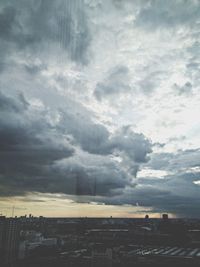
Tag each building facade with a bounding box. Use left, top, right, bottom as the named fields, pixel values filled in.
left=0, top=217, right=20, bottom=266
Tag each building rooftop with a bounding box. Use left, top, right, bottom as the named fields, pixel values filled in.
left=127, top=246, right=200, bottom=258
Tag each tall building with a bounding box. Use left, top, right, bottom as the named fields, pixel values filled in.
left=0, top=216, right=6, bottom=262
left=0, top=217, right=20, bottom=266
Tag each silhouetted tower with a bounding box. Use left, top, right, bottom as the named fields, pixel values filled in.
left=162, top=214, right=169, bottom=221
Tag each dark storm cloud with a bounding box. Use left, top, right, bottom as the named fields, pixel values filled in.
left=96, top=186, right=172, bottom=208
left=1, top=99, right=198, bottom=217
left=43, top=123, right=152, bottom=197
left=94, top=66, right=131, bottom=101
left=7, top=154, right=130, bottom=197
left=51, top=124, right=152, bottom=196
left=54, top=111, right=152, bottom=194
left=129, top=148, right=200, bottom=217
left=0, top=90, right=152, bottom=198
left=148, top=149, right=200, bottom=172
left=87, top=168, right=200, bottom=217
left=0, top=90, right=74, bottom=196
left=137, top=170, right=200, bottom=217
left=50, top=155, right=131, bottom=196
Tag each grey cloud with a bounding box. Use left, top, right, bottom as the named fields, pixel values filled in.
left=0, top=91, right=28, bottom=113
left=59, top=108, right=110, bottom=155
left=59, top=110, right=152, bottom=165
left=0, top=0, right=91, bottom=68
left=94, top=66, right=131, bottom=101
left=24, top=62, right=47, bottom=75
left=0, top=6, right=16, bottom=39
left=186, top=61, right=200, bottom=70
left=148, top=149, right=200, bottom=172
left=173, top=81, right=193, bottom=95
left=138, top=70, right=163, bottom=94
left=0, top=6, right=16, bottom=72
left=186, top=42, right=200, bottom=81
left=58, top=1, right=91, bottom=64
left=112, top=0, right=147, bottom=11
left=135, top=0, right=200, bottom=30
left=0, top=4, right=36, bottom=50
left=110, top=126, right=152, bottom=164
left=187, top=41, right=200, bottom=58
left=102, top=187, right=171, bottom=208
left=58, top=110, right=152, bottom=182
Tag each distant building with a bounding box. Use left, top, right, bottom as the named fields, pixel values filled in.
left=92, top=247, right=112, bottom=267
left=0, top=216, right=6, bottom=261
left=0, top=217, right=20, bottom=266
left=162, top=214, right=169, bottom=220
left=18, top=241, right=27, bottom=260
left=42, top=238, right=57, bottom=246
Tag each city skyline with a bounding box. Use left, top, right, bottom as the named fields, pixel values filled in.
left=0, top=0, right=200, bottom=218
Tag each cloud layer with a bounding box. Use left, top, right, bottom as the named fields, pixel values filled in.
left=0, top=0, right=200, bottom=217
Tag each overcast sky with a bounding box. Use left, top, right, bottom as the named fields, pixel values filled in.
left=0, top=0, right=200, bottom=218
